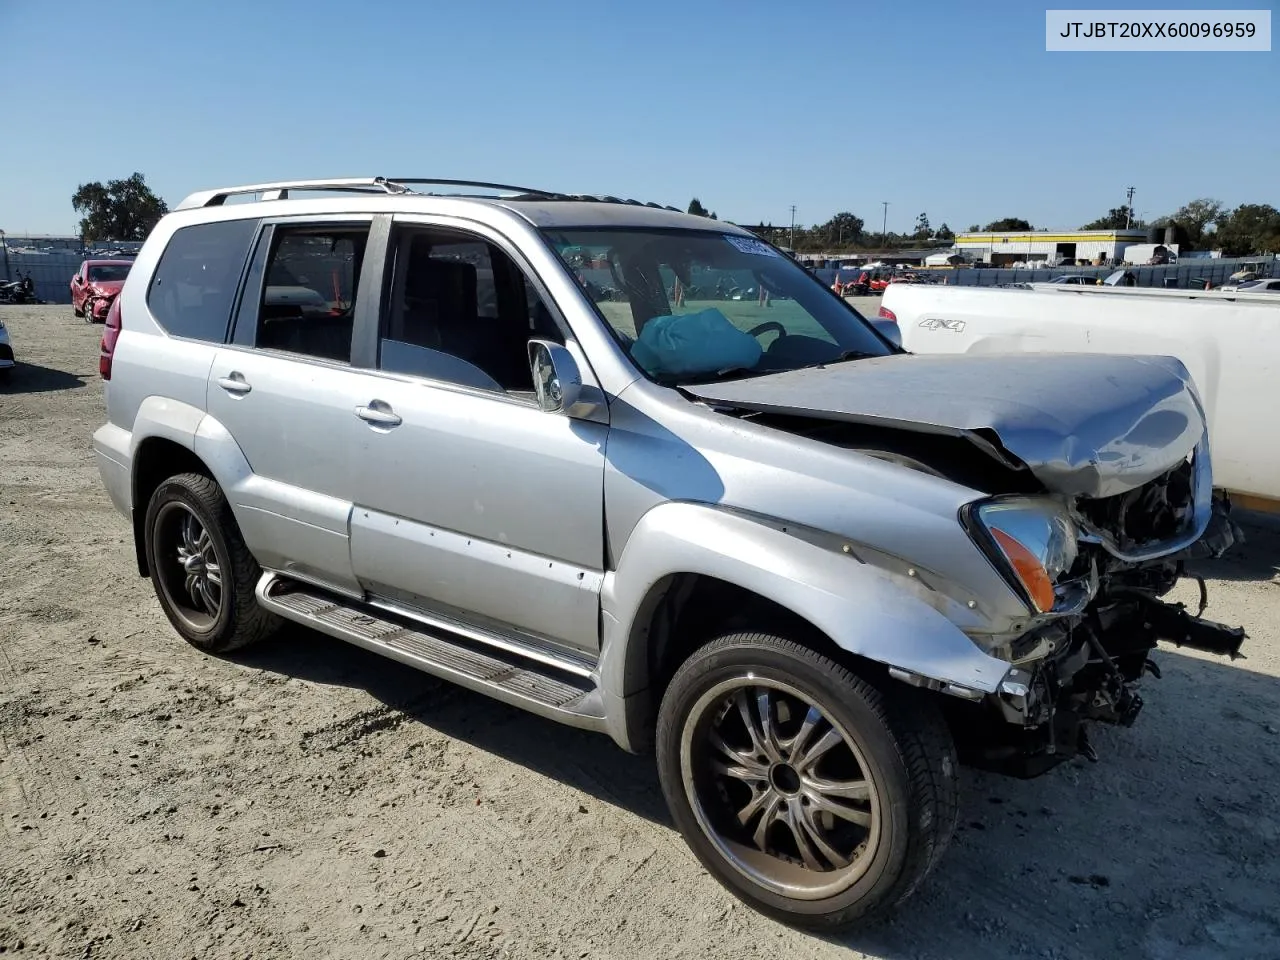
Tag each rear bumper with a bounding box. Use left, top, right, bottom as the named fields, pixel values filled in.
left=93, top=422, right=133, bottom=519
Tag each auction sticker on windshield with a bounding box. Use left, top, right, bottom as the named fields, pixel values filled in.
left=724, top=236, right=779, bottom=257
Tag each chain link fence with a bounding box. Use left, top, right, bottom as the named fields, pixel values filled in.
left=1, top=240, right=143, bottom=305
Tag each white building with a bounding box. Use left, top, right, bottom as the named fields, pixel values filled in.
left=954, top=229, right=1151, bottom=266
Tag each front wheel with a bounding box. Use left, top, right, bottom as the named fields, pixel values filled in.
left=656, top=633, right=958, bottom=929
left=143, top=472, right=279, bottom=653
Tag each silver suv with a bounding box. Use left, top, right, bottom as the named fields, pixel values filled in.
left=93, top=177, right=1244, bottom=929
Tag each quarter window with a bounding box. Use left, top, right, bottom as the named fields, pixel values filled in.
left=147, top=219, right=258, bottom=342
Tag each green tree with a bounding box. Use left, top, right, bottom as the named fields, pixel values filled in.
left=710, top=211, right=718, bottom=220
left=936, top=223, right=955, bottom=241
left=1080, top=206, right=1139, bottom=229
left=1214, top=204, right=1280, bottom=256
left=965, top=223, right=981, bottom=233
left=818, top=211, right=864, bottom=247
left=687, top=197, right=709, bottom=217
left=913, top=212, right=931, bottom=240
left=1166, top=198, right=1226, bottom=247
left=984, top=217, right=1033, bottom=232
left=73, top=172, right=168, bottom=242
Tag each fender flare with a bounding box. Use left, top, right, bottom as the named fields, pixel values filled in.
left=128, top=397, right=255, bottom=508
left=126, top=399, right=257, bottom=571
left=598, top=502, right=1010, bottom=704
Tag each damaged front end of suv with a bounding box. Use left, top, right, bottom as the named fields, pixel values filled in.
left=689, top=351, right=1247, bottom=778
left=958, top=449, right=1244, bottom=776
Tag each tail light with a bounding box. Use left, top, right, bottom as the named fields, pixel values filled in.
left=877, top=305, right=897, bottom=321
left=99, top=297, right=122, bottom=379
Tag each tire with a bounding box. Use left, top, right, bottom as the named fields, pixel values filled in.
left=143, top=472, right=279, bottom=653
left=656, top=633, right=958, bottom=930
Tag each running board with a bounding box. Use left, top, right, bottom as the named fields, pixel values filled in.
left=255, top=574, right=607, bottom=732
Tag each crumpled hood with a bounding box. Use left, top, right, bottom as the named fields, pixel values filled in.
left=88, top=281, right=124, bottom=298
left=687, top=353, right=1206, bottom=498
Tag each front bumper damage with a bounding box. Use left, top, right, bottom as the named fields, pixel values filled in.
left=959, top=496, right=1246, bottom=778
left=87, top=296, right=114, bottom=322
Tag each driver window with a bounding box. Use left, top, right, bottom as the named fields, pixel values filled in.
left=379, top=228, right=564, bottom=395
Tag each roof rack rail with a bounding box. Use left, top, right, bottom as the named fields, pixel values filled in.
left=174, top=177, right=410, bottom=211
left=174, top=176, right=682, bottom=214
left=384, top=178, right=568, bottom=198
left=505, top=191, right=682, bottom=213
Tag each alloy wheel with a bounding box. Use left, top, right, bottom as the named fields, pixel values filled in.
left=153, top=502, right=224, bottom=631
left=679, top=675, right=881, bottom=901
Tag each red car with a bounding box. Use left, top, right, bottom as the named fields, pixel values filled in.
left=71, top=259, right=133, bottom=323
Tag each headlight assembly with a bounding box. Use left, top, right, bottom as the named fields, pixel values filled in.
left=966, top=499, right=1078, bottom=613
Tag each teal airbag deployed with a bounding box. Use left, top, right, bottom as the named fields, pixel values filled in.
left=630, top=309, right=763, bottom=377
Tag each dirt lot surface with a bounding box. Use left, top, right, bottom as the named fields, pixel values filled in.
left=3, top=304, right=1279, bottom=959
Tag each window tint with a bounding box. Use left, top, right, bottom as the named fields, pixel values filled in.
left=250, top=225, right=369, bottom=363
left=148, top=219, right=258, bottom=342
left=379, top=229, right=562, bottom=394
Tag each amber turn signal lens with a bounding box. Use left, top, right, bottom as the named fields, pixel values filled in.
left=991, top=528, right=1056, bottom=612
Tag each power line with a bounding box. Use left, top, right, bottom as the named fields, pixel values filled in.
left=1125, top=186, right=1136, bottom=228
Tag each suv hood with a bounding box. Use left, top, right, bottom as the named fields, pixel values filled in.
left=687, top=353, right=1205, bottom=498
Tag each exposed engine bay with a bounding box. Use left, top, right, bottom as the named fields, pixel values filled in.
left=971, top=489, right=1245, bottom=777
left=711, top=404, right=1249, bottom=779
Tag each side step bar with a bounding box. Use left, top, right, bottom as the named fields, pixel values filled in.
left=255, top=574, right=608, bottom=733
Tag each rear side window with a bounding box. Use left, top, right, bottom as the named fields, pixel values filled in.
left=246, top=225, right=369, bottom=363
left=148, top=219, right=257, bottom=342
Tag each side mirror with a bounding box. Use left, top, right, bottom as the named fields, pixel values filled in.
left=528, top=340, right=584, bottom=415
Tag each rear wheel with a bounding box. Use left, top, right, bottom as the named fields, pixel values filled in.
left=656, top=633, right=958, bottom=929
left=143, top=472, right=279, bottom=653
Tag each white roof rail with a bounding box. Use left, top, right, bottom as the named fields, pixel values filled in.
left=174, top=177, right=410, bottom=211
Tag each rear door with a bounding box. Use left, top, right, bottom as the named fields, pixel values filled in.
left=206, top=215, right=387, bottom=595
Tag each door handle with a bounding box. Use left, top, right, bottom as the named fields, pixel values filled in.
left=356, top=402, right=402, bottom=427
left=217, top=373, right=252, bottom=395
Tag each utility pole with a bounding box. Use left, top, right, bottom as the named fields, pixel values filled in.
left=881, top=201, right=890, bottom=248
left=1125, top=186, right=1136, bottom=228
left=788, top=205, right=796, bottom=252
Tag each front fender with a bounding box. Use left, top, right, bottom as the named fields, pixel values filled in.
left=599, top=502, right=1010, bottom=701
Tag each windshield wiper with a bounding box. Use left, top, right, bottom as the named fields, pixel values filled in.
left=803, top=350, right=876, bottom=370
left=681, top=366, right=757, bottom=384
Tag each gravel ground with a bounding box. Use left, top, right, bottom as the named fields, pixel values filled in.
left=2, top=304, right=1279, bottom=960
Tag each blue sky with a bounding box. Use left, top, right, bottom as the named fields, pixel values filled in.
left=1, top=0, right=1275, bottom=235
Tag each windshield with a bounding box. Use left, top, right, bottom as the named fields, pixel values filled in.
left=543, top=228, right=893, bottom=384
left=88, top=264, right=131, bottom=283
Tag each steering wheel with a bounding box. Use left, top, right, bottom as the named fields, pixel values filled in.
left=747, top=321, right=786, bottom=341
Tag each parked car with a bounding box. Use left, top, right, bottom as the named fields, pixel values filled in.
left=71, top=258, right=133, bottom=322
left=1047, top=274, right=1096, bottom=285
left=0, top=314, right=13, bottom=382
left=94, top=177, right=1242, bottom=930
left=1231, top=278, right=1280, bottom=293
left=1218, top=275, right=1276, bottom=292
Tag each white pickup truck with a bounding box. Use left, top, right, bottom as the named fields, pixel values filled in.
left=879, top=282, right=1280, bottom=511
